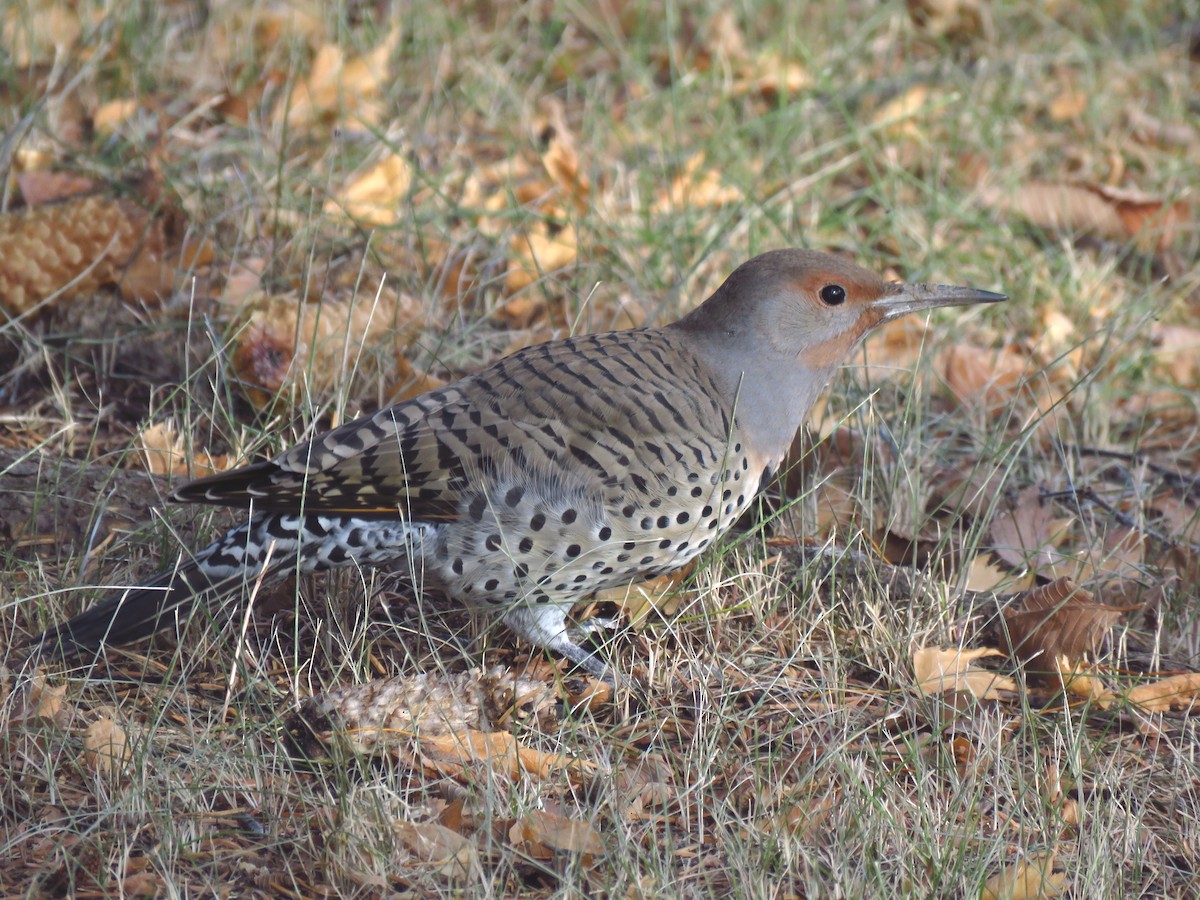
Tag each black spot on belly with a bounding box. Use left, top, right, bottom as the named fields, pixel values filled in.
left=484, top=578, right=499, bottom=591
left=451, top=558, right=464, bottom=575
left=505, top=485, right=524, bottom=506
left=530, top=512, right=546, bottom=531
left=562, top=508, right=578, bottom=524
left=485, top=533, right=502, bottom=551
left=519, top=536, right=534, bottom=553
left=656, top=515, right=670, bottom=528
left=598, top=526, right=612, bottom=540
left=565, top=544, right=581, bottom=559
left=468, top=495, right=487, bottom=521
left=639, top=556, right=655, bottom=565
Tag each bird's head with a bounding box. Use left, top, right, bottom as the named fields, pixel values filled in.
left=675, top=248, right=1006, bottom=370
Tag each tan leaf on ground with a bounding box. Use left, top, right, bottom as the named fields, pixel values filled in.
left=134, top=421, right=233, bottom=479
left=989, top=487, right=1072, bottom=574
left=536, top=102, right=590, bottom=214
left=729, top=50, right=812, bottom=102
left=392, top=821, right=478, bottom=881
left=981, top=851, right=1066, bottom=900
left=906, top=0, right=992, bottom=42
left=978, top=180, right=1188, bottom=253
left=505, top=216, right=578, bottom=297
left=16, top=171, right=98, bottom=206
left=325, top=152, right=413, bottom=226
left=1125, top=673, right=1200, bottom=713
left=1001, top=577, right=1133, bottom=669
left=1126, top=107, right=1197, bottom=148
left=1056, top=657, right=1116, bottom=704
left=417, top=729, right=593, bottom=784
left=935, top=343, right=1028, bottom=411
left=83, top=718, right=131, bottom=784
left=1047, top=88, right=1087, bottom=122
left=653, top=153, right=742, bottom=213
left=510, top=809, right=604, bottom=860
left=871, top=84, right=933, bottom=140
left=4, top=676, right=71, bottom=726
left=912, top=647, right=1016, bottom=699
left=93, top=98, right=140, bottom=136
left=964, top=554, right=1019, bottom=592
left=284, top=26, right=400, bottom=128
left=599, top=568, right=692, bottom=627
left=1, top=5, right=82, bottom=66
left=1149, top=324, right=1200, bottom=388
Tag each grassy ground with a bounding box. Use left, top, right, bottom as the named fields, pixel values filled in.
left=3, top=0, right=1199, bottom=896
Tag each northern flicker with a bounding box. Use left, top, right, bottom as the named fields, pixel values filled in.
left=32, top=249, right=1005, bottom=679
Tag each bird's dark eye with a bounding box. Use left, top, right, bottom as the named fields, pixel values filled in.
left=819, top=284, right=846, bottom=306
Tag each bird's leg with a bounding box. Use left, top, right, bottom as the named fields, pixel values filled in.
left=502, top=604, right=617, bottom=686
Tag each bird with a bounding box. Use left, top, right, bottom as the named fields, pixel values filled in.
left=30, top=249, right=1005, bottom=681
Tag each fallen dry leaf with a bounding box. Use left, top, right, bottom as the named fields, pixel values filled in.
left=510, top=809, right=604, bottom=860
left=325, top=152, right=414, bottom=226
left=905, top=0, right=993, bottom=43
left=729, top=50, right=812, bottom=102
left=978, top=180, right=1188, bottom=254
left=283, top=27, right=401, bottom=129
left=935, top=343, right=1029, bottom=412
left=83, top=717, right=131, bottom=784
left=912, top=647, right=1016, bottom=700
left=92, top=97, right=140, bottom=136
left=16, top=170, right=97, bottom=206
left=1125, top=673, right=1200, bottom=713
left=1001, top=577, right=1133, bottom=671
left=653, top=152, right=743, bottom=213
left=417, top=729, right=593, bottom=784
left=981, top=850, right=1066, bottom=900
left=989, top=487, right=1072, bottom=575
left=1126, top=107, right=1198, bottom=148
left=504, top=215, right=578, bottom=297
left=134, top=421, right=233, bottom=479
left=392, top=820, right=478, bottom=881
left=1149, top=324, right=1200, bottom=389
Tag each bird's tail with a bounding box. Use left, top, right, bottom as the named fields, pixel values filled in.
left=30, top=513, right=305, bottom=661
left=29, top=512, right=425, bottom=662
left=32, top=559, right=227, bottom=659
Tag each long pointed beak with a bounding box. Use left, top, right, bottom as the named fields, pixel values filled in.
left=879, top=281, right=1007, bottom=319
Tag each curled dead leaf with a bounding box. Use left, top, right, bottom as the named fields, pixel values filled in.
left=417, top=729, right=593, bottom=784
left=912, top=647, right=1016, bottom=700
left=905, top=0, right=993, bottom=43
left=83, top=718, right=132, bottom=784
left=283, top=27, right=400, bottom=129
left=510, top=809, right=604, bottom=860
left=978, top=180, right=1188, bottom=253
left=504, top=215, right=578, bottom=297
left=1125, top=673, right=1200, bottom=713
left=653, top=153, right=743, bottom=213
left=325, top=152, right=413, bottom=226
left=989, top=487, right=1073, bottom=575
left=392, top=821, right=478, bottom=881
left=980, top=850, right=1066, bottom=900
left=1001, top=577, right=1134, bottom=673
left=134, top=421, right=233, bottom=479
